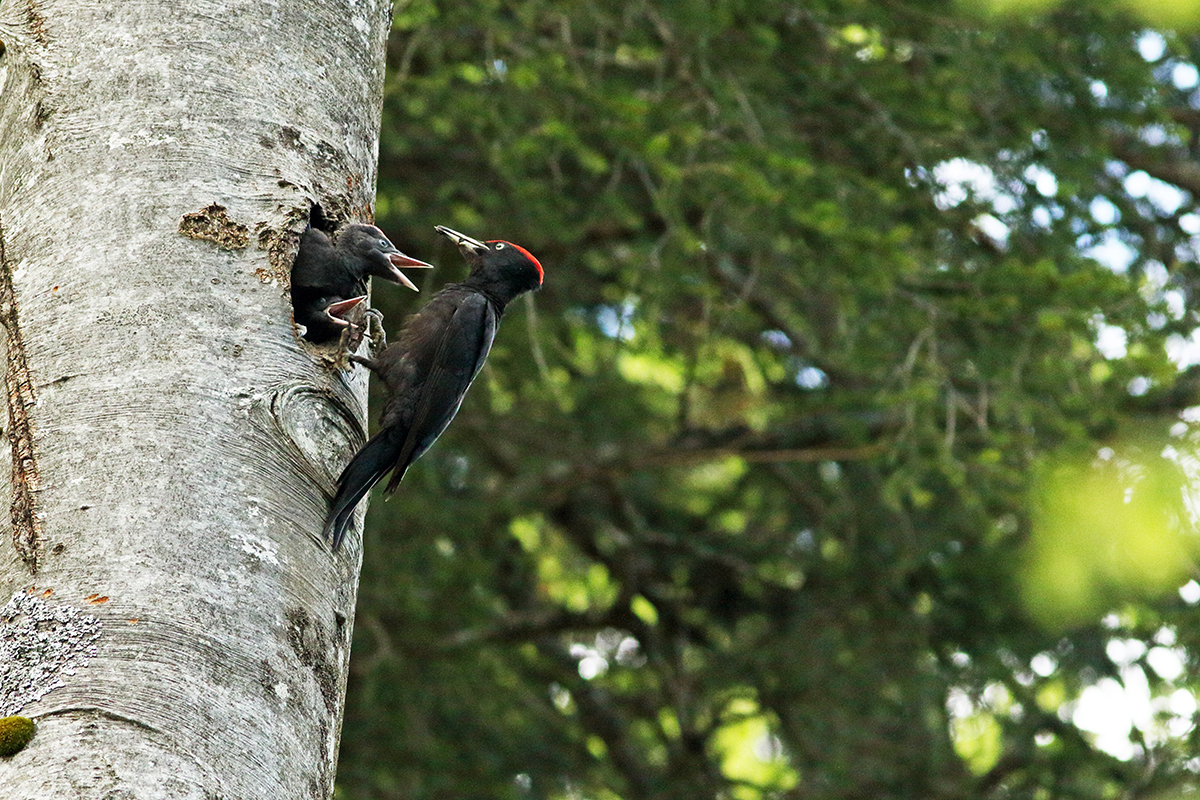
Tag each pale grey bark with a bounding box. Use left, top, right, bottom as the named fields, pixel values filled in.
left=0, top=0, right=392, bottom=796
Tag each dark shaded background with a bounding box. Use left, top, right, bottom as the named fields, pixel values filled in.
left=337, top=2, right=1200, bottom=798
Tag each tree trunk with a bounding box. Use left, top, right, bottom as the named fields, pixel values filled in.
left=0, top=0, right=390, bottom=796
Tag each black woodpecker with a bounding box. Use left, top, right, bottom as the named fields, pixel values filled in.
left=323, top=225, right=544, bottom=549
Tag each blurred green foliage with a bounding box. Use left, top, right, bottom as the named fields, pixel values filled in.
left=338, top=2, right=1200, bottom=798
left=963, top=0, right=1200, bottom=29
left=1022, top=438, right=1197, bottom=628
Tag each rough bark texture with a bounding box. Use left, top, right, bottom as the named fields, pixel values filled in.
left=0, top=0, right=391, bottom=796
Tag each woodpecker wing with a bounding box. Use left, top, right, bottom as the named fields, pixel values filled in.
left=385, top=292, right=498, bottom=492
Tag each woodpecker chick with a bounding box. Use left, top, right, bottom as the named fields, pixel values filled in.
left=323, top=226, right=544, bottom=549
left=291, top=223, right=432, bottom=343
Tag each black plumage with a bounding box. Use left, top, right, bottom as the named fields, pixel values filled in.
left=323, top=225, right=544, bottom=550
left=291, top=223, right=432, bottom=343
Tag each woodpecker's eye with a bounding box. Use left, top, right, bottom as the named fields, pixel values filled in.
left=379, top=239, right=389, bottom=248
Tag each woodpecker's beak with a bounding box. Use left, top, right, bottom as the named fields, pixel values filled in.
left=385, top=253, right=432, bottom=292
left=323, top=295, right=368, bottom=326
left=435, top=225, right=489, bottom=258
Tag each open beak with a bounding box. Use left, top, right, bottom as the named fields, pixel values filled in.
left=435, top=225, right=488, bottom=257
left=385, top=252, right=433, bottom=292
left=323, top=295, right=368, bottom=326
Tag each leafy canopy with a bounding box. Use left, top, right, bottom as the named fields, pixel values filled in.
left=339, top=2, right=1200, bottom=798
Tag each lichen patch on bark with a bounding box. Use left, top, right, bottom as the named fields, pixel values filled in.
left=0, top=589, right=101, bottom=715
left=178, top=204, right=250, bottom=250
left=0, top=215, right=42, bottom=573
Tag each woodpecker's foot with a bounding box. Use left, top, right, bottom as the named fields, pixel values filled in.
left=340, top=307, right=384, bottom=358
left=338, top=306, right=367, bottom=354
left=363, top=308, right=387, bottom=356
left=337, top=322, right=362, bottom=360
left=347, top=352, right=379, bottom=373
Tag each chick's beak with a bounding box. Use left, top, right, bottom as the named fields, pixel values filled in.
left=386, top=252, right=433, bottom=292
left=323, top=295, right=368, bottom=326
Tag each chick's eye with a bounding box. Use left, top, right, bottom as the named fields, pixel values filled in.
left=495, top=242, right=506, bottom=249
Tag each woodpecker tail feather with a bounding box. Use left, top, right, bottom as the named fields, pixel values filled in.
left=323, top=431, right=401, bottom=551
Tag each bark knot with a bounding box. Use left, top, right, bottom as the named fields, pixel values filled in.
left=285, top=607, right=339, bottom=715
left=178, top=204, right=250, bottom=250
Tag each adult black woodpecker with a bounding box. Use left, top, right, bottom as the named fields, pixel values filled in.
left=323, top=225, right=544, bottom=550
left=291, top=223, right=432, bottom=343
